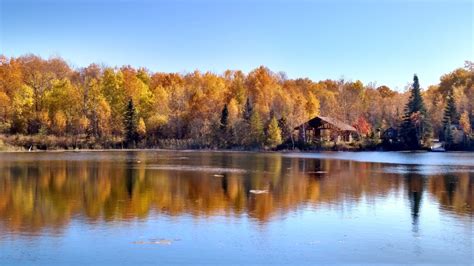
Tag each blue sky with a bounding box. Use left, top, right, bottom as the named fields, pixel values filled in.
left=1, top=0, right=472, bottom=90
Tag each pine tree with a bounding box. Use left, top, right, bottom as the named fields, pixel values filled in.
left=400, top=75, right=431, bottom=149
left=243, top=97, right=253, bottom=121
left=278, top=115, right=291, bottom=141
left=249, top=111, right=264, bottom=147
left=444, top=116, right=453, bottom=147
left=124, top=99, right=138, bottom=148
left=442, top=89, right=459, bottom=127
left=218, top=104, right=230, bottom=148
left=441, top=89, right=459, bottom=142
left=220, top=104, right=229, bottom=131
left=266, top=116, right=282, bottom=148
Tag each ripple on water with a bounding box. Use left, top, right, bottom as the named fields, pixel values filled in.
left=138, top=164, right=247, bottom=173
left=381, top=165, right=474, bottom=175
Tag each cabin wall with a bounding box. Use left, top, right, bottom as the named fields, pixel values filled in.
left=294, top=118, right=358, bottom=144
left=295, top=127, right=354, bottom=143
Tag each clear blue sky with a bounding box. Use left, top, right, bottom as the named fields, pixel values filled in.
left=1, top=0, right=472, bottom=90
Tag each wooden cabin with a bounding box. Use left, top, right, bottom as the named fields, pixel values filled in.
left=294, top=116, right=358, bottom=143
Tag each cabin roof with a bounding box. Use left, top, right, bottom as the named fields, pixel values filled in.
left=295, top=116, right=357, bottom=132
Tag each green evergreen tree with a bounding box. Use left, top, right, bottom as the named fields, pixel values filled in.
left=217, top=104, right=230, bottom=148
left=266, top=116, right=282, bottom=148
left=443, top=89, right=459, bottom=126
left=220, top=104, right=229, bottom=131
left=249, top=111, right=264, bottom=147
left=441, top=89, right=459, bottom=142
left=444, top=116, right=453, bottom=147
left=124, top=99, right=138, bottom=148
left=278, top=115, right=291, bottom=140
left=400, top=75, right=431, bottom=149
left=243, top=97, right=253, bottom=121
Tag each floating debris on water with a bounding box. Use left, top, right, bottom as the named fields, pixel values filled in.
left=249, top=189, right=268, bottom=194
left=307, top=171, right=328, bottom=174
left=143, top=165, right=246, bottom=173
left=132, top=239, right=174, bottom=245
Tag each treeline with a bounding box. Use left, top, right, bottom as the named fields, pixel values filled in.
left=0, top=54, right=472, bottom=150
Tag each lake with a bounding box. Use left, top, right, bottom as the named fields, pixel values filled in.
left=0, top=151, right=472, bottom=265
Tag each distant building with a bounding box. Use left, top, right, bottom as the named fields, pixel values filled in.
left=382, top=127, right=398, bottom=144
left=294, top=116, right=358, bottom=143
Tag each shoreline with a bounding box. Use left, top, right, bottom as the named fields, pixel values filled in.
left=1, top=147, right=471, bottom=154
left=1, top=135, right=472, bottom=153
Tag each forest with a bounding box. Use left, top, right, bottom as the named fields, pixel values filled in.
left=0, top=54, right=472, bottom=150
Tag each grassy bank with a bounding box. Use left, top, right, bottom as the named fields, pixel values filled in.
left=0, top=134, right=120, bottom=151
left=1, top=134, right=473, bottom=152
left=0, top=134, right=227, bottom=151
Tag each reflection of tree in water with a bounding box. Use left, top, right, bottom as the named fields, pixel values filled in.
left=444, top=174, right=458, bottom=206
left=428, top=172, right=473, bottom=216
left=404, top=171, right=425, bottom=233
left=0, top=153, right=472, bottom=234
left=126, top=151, right=137, bottom=199
left=221, top=173, right=228, bottom=195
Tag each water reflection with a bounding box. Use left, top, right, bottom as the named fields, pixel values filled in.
left=0, top=151, right=472, bottom=236
left=404, top=172, right=424, bottom=232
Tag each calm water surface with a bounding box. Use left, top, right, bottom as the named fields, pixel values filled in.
left=0, top=151, right=472, bottom=265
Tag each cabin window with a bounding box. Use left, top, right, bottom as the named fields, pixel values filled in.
left=321, top=129, right=331, bottom=141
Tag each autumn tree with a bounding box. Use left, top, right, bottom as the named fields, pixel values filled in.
left=121, top=66, right=154, bottom=119
left=137, top=117, right=146, bottom=141
left=249, top=111, right=264, bottom=147
left=354, top=116, right=372, bottom=137
left=377, top=85, right=396, bottom=98
left=246, top=66, right=280, bottom=115
left=45, top=78, right=82, bottom=134
left=10, top=85, right=34, bottom=134
left=266, top=116, right=282, bottom=148
left=224, top=98, right=240, bottom=146
left=81, top=75, right=111, bottom=138
left=18, top=55, right=71, bottom=133
left=52, top=111, right=67, bottom=135
left=337, top=80, right=364, bottom=123
left=102, top=68, right=125, bottom=136
left=459, top=111, right=471, bottom=134
left=146, top=114, right=167, bottom=142
left=437, top=64, right=473, bottom=132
